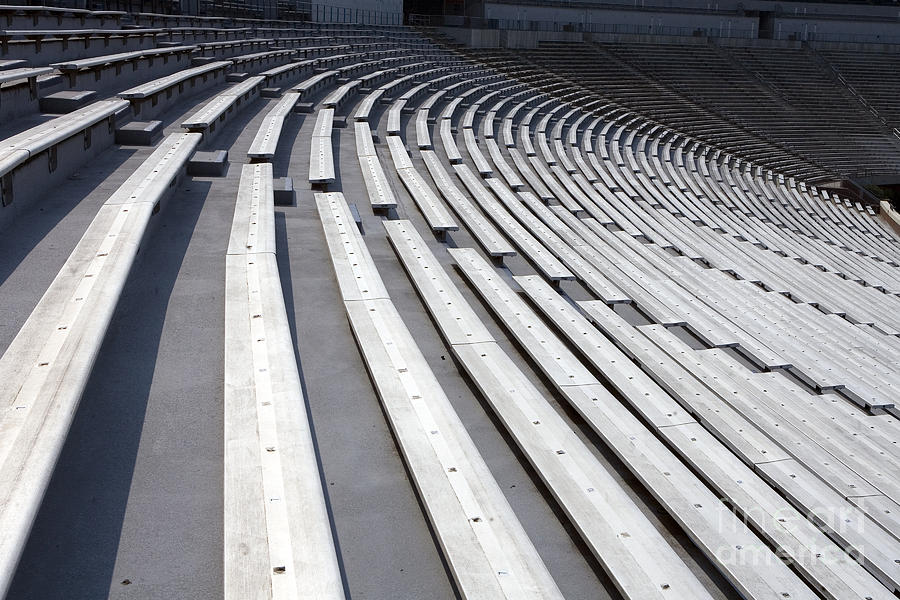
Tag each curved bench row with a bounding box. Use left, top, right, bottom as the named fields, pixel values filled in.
left=371, top=62, right=900, bottom=599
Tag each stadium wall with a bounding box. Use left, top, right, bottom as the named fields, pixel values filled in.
left=478, top=1, right=900, bottom=45
left=309, top=0, right=403, bottom=24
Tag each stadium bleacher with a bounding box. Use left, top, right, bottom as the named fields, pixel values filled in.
left=0, top=6, right=899, bottom=600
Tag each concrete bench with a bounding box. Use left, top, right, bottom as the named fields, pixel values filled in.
left=228, top=48, right=297, bottom=73
left=118, top=59, right=232, bottom=119
left=506, top=148, right=552, bottom=201
left=386, top=134, right=457, bottom=234
left=398, top=81, right=430, bottom=110
left=315, top=192, right=559, bottom=600
left=537, top=131, right=556, bottom=166
left=291, top=43, right=350, bottom=59
left=415, top=109, right=431, bottom=149
left=463, top=129, right=492, bottom=177
left=194, top=37, right=275, bottom=58
left=0, top=98, right=128, bottom=220
left=337, top=59, right=382, bottom=80
left=439, top=118, right=462, bottom=164
left=490, top=265, right=893, bottom=600
left=453, top=163, right=571, bottom=282
left=358, top=67, right=395, bottom=90
left=161, top=27, right=252, bottom=45
left=382, top=220, right=717, bottom=600
left=354, top=122, right=396, bottom=210
left=582, top=301, right=900, bottom=592
left=0, top=132, right=201, bottom=598
left=321, top=78, right=359, bottom=112
left=353, top=87, right=383, bottom=122
left=419, top=150, right=514, bottom=260
left=308, top=108, right=335, bottom=187
left=258, top=58, right=316, bottom=87
left=419, top=89, right=446, bottom=123
left=485, top=138, right=523, bottom=191
left=0, top=5, right=109, bottom=29
left=0, top=28, right=162, bottom=59
left=181, top=75, right=265, bottom=140
left=133, top=11, right=227, bottom=28
left=289, top=69, right=336, bottom=101
left=378, top=72, right=415, bottom=97
left=50, top=45, right=196, bottom=92
left=385, top=98, right=404, bottom=135
left=0, top=66, right=52, bottom=118
left=247, top=91, right=300, bottom=161
left=224, top=163, right=343, bottom=600
left=313, top=52, right=362, bottom=71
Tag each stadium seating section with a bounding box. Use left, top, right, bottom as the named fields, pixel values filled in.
left=0, top=7, right=899, bottom=600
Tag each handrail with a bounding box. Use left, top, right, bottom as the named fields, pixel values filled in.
left=807, top=45, right=890, bottom=127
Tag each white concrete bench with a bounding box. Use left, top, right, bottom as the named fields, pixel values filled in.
left=464, top=129, right=492, bottom=177
left=50, top=44, right=195, bottom=88
left=0, top=27, right=162, bottom=62
left=0, top=5, right=103, bottom=29
left=415, top=109, right=431, bottom=149
left=357, top=67, right=395, bottom=90
left=386, top=134, right=457, bottom=233
left=386, top=98, right=404, bottom=135
left=181, top=75, right=265, bottom=138
left=117, top=59, right=231, bottom=118
left=501, top=118, right=514, bottom=148
left=337, top=59, right=381, bottom=80
left=490, top=179, right=627, bottom=302
left=0, top=97, right=128, bottom=217
left=224, top=163, right=343, bottom=600
left=378, top=73, right=414, bottom=97
left=258, top=58, right=317, bottom=86
left=453, top=163, right=572, bottom=282
left=314, top=192, right=561, bottom=600
left=247, top=91, right=300, bottom=161
left=195, top=37, right=276, bottom=59
left=0, top=65, right=51, bottom=97
left=398, top=81, right=431, bottom=110
left=450, top=248, right=836, bottom=600
left=485, top=138, right=523, bottom=190
left=352, top=87, right=384, bottom=121
left=308, top=107, right=335, bottom=187
left=419, top=88, right=446, bottom=122
left=321, top=78, right=359, bottom=111
left=0, top=132, right=201, bottom=597
left=583, top=300, right=900, bottom=593
left=354, top=121, right=396, bottom=210
left=420, top=150, right=515, bottom=260
left=229, top=48, right=297, bottom=73
left=289, top=69, right=337, bottom=100
left=383, top=220, right=718, bottom=600
left=507, top=148, right=553, bottom=202
left=517, top=273, right=897, bottom=600
left=439, top=118, right=462, bottom=164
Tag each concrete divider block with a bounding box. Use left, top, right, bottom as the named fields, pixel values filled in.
left=39, top=90, right=97, bottom=114
left=187, top=150, right=228, bottom=177
left=273, top=176, right=294, bottom=206
left=115, top=121, right=163, bottom=146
